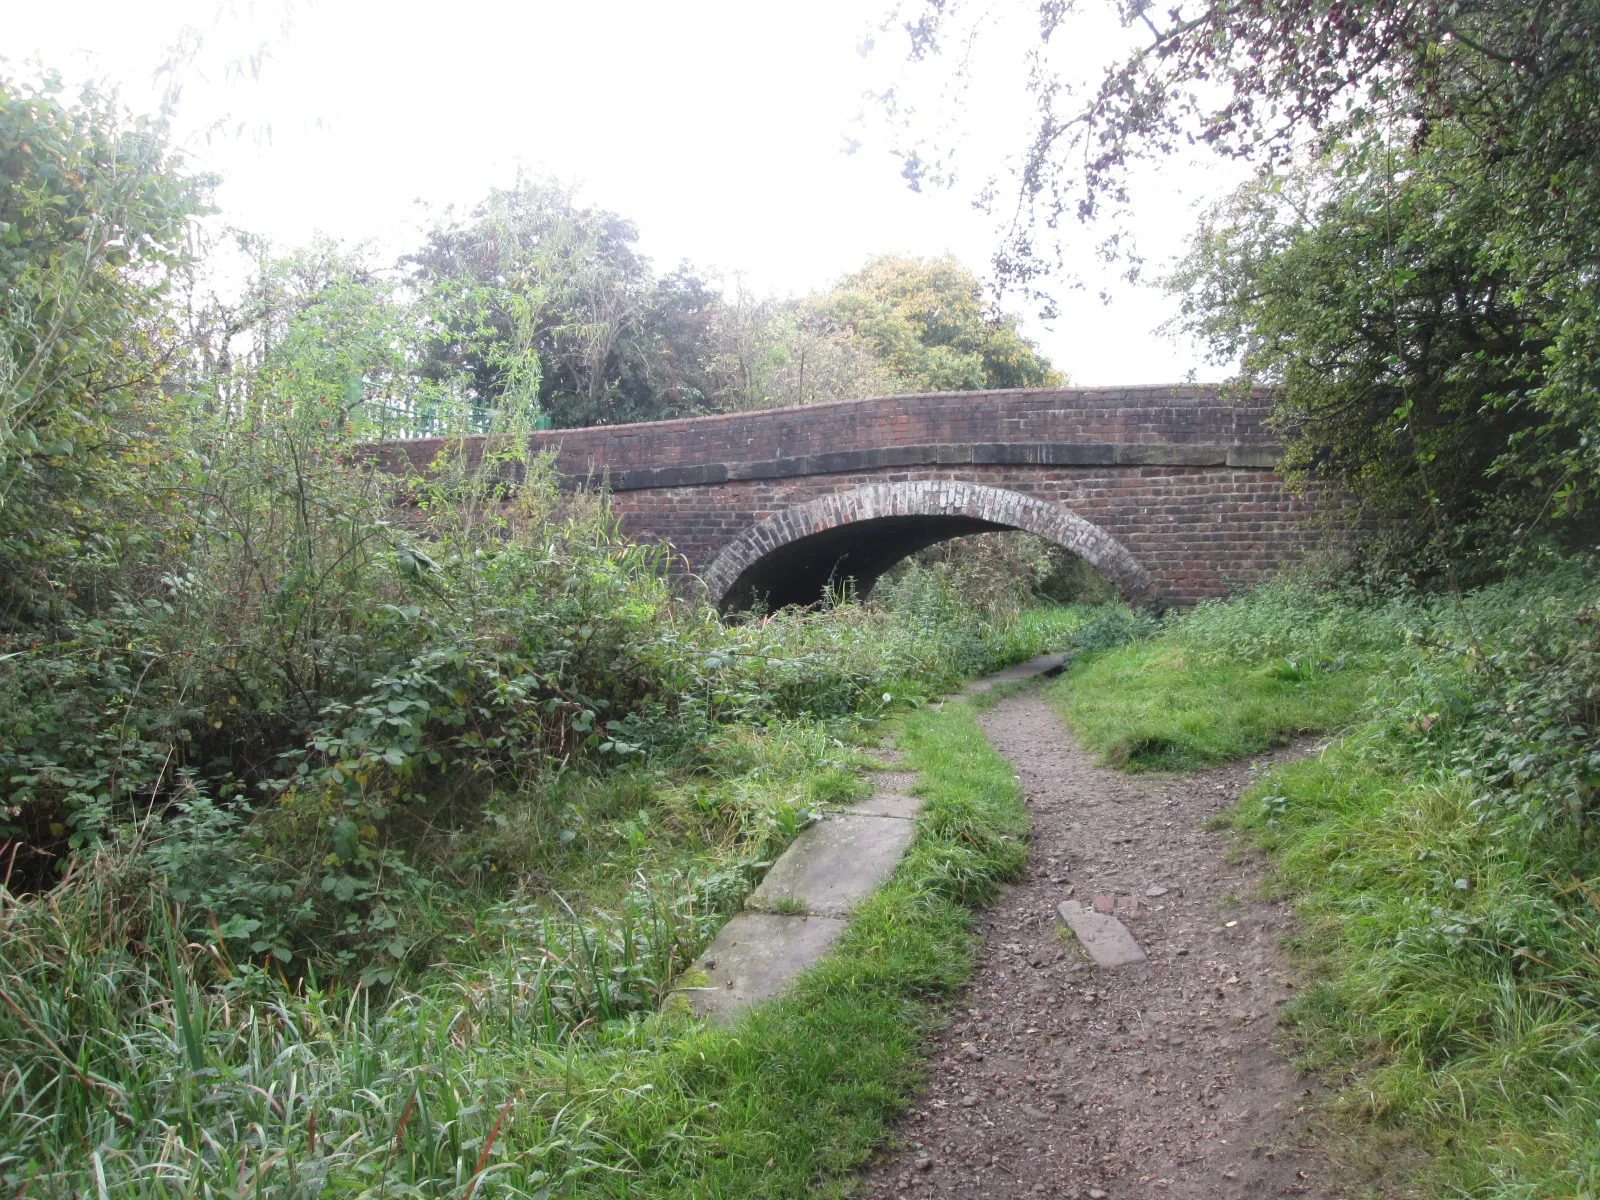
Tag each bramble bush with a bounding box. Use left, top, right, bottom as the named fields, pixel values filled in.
left=0, top=385, right=1095, bottom=977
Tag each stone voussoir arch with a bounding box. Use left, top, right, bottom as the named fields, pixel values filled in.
left=702, top=480, right=1153, bottom=609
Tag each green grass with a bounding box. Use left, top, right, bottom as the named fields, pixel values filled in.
left=1039, top=568, right=1600, bottom=1197
left=1048, top=640, right=1375, bottom=769
left=1230, top=742, right=1600, bottom=1198
left=1045, top=582, right=1407, bottom=770
left=0, top=697, right=1026, bottom=1198
left=999, top=602, right=1103, bottom=660
left=565, top=697, right=1027, bottom=1197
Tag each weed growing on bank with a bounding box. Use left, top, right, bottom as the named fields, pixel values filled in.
left=0, top=311, right=1102, bottom=1191
left=1227, top=566, right=1600, bottom=1197
left=0, top=378, right=1095, bottom=1193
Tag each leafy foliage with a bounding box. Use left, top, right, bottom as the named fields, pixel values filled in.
left=0, top=70, right=211, bottom=619
left=1222, top=565, right=1600, bottom=1195
left=881, top=0, right=1600, bottom=288
left=407, top=181, right=1063, bottom=425
left=0, top=63, right=1091, bottom=1199
left=812, top=254, right=1063, bottom=392
left=1173, top=142, right=1555, bottom=544
left=0, top=691, right=1035, bottom=1199
left=407, top=178, right=707, bottom=429
left=881, top=0, right=1600, bottom=563
left=1172, top=132, right=1600, bottom=559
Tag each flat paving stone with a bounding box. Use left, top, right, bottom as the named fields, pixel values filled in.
left=869, top=770, right=919, bottom=793
left=752, top=812, right=917, bottom=916
left=1057, top=898, right=1148, bottom=967
left=672, top=912, right=846, bottom=1022
left=847, top=791, right=922, bottom=820
left=665, top=656, right=1073, bottom=1025
left=961, top=652, right=1068, bottom=695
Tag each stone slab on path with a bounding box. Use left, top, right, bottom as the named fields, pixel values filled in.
left=960, top=652, right=1067, bottom=695
left=848, top=792, right=922, bottom=820
left=752, top=812, right=917, bottom=917
left=1057, top=898, right=1148, bottom=967
left=672, top=912, right=847, bottom=1022
left=867, top=770, right=919, bottom=794
left=665, top=657, right=1068, bottom=1026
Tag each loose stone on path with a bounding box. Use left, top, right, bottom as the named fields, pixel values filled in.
left=1057, top=899, right=1147, bottom=967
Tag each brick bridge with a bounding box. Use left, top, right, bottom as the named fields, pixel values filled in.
left=387, top=385, right=1328, bottom=610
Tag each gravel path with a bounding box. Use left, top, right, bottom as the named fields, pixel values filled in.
left=861, top=691, right=1342, bottom=1200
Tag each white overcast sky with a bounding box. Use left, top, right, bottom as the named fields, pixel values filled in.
left=8, top=0, right=1248, bottom=385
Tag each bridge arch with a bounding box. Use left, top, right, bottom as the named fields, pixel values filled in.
left=703, top=481, right=1153, bottom=611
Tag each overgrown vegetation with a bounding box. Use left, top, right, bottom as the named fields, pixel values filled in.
left=884, top=0, right=1600, bottom=564
left=1052, top=564, right=1600, bottom=1195
left=0, top=64, right=1096, bottom=1196
left=17, top=4, right=1600, bottom=1190
left=881, top=9, right=1600, bottom=1185
left=0, top=675, right=1036, bottom=1196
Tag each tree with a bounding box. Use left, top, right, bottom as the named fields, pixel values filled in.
left=879, top=0, right=1600, bottom=287
left=408, top=178, right=718, bottom=429
left=0, top=69, right=212, bottom=621
left=878, top=0, right=1600, bottom=550
left=1172, top=138, right=1566, bottom=555
left=812, top=255, right=1064, bottom=392
left=694, top=255, right=1063, bottom=410
left=410, top=183, right=1064, bottom=424
left=697, top=279, right=906, bottom=410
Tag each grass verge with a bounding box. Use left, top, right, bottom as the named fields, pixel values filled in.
left=1046, top=568, right=1600, bottom=1197
left=567, top=698, right=1028, bottom=1197
left=0, top=697, right=1027, bottom=1198
left=1045, top=583, right=1405, bottom=770
left=1048, top=642, right=1374, bottom=770
left=1228, top=726, right=1600, bottom=1196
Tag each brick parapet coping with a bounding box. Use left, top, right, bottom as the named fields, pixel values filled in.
left=377, top=384, right=1282, bottom=492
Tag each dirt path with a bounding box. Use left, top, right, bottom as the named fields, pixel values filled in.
left=861, top=691, right=1342, bottom=1200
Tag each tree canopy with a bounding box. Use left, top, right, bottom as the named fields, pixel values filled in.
left=881, top=0, right=1600, bottom=557
left=0, top=70, right=212, bottom=618
left=406, top=181, right=1063, bottom=426
left=407, top=180, right=718, bottom=429
left=814, top=254, right=1063, bottom=392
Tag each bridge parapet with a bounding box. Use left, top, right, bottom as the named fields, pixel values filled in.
left=377, top=385, right=1331, bottom=609
left=382, top=385, right=1282, bottom=492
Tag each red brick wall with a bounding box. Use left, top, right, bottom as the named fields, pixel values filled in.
left=384, top=385, right=1280, bottom=484
left=609, top=465, right=1318, bottom=605
left=375, top=385, right=1333, bottom=606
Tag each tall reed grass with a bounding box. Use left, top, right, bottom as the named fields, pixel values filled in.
left=0, top=855, right=721, bottom=1197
